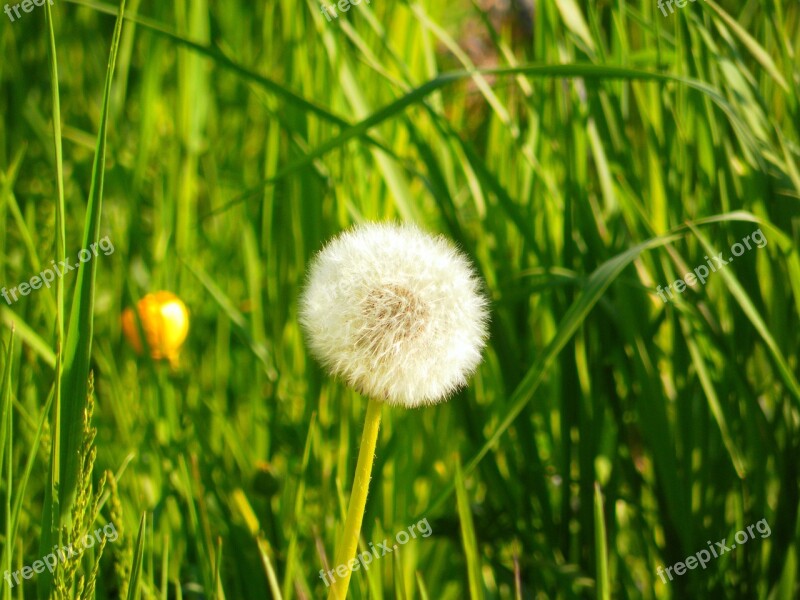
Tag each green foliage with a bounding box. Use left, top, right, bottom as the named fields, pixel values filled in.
left=0, top=0, right=798, bottom=598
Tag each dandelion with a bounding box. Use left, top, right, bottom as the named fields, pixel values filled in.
left=299, top=222, right=489, bottom=599
left=300, top=222, right=489, bottom=408
left=121, top=291, right=189, bottom=367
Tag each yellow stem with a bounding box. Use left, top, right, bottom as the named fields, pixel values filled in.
left=328, top=397, right=382, bottom=600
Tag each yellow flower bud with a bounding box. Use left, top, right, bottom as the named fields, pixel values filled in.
left=122, top=291, right=189, bottom=365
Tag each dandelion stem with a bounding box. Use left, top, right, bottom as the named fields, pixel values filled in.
left=328, top=396, right=382, bottom=600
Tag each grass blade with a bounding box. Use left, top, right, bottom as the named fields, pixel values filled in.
left=126, top=512, right=147, bottom=600
left=686, top=222, right=800, bottom=404
left=0, top=309, right=56, bottom=368
left=455, top=460, right=484, bottom=600
left=704, top=0, right=790, bottom=92
left=58, top=0, right=126, bottom=515
left=0, top=327, right=13, bottom=593
left=594, top=484, right=610, bottom=600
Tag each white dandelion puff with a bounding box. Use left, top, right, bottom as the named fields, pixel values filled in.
left=299, top=222, right=490, bottom=408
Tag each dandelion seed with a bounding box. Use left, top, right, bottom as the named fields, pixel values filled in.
left=299, top=222, right=489, bottom=408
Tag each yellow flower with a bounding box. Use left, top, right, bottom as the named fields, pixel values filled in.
left=122, top=291, right=189, bottom=365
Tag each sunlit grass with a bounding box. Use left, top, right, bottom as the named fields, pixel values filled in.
left=0, top=0, right=798, bottom=597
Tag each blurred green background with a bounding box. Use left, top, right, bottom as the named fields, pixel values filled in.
left=1, top=0, right=799, bottom=598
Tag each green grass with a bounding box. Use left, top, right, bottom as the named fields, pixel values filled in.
left=1, top=0, right=799, bottom=597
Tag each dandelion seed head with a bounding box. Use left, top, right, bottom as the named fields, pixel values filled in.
left=299, top=223, right=489, bottom=408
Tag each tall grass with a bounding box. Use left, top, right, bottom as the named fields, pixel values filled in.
left=0, top=0, right=798, bottom=597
